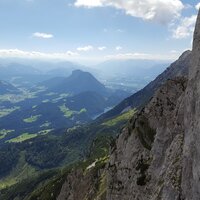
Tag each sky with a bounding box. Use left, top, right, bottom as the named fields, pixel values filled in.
left=0, top=0, right=199, bottom=65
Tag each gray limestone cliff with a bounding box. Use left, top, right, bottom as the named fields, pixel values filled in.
left=107, top=77, right=187, bottom=200
left=106, top=10, right=200, bottom=200
left=181, top=10, right=200, bottom=199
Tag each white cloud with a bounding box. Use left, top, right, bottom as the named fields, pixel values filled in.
left=0, top=49, right=79, bottom=60
left=115, top=46, right=122, bottom=51
left=74, top=0, right=184, bottom=24
left=65, top=51, right=79, bottom=56
left=173, top=15, right=197, bottom=39
left=98, top=46, right=106, bottom=51
left=0, top=49, right=183, bottom=64
left=32, top=32, right=54, bottom=39
left=75, top=0, right=103, bottom=7
left=77, top=45, right=93, bottom=51
left=196, top=3, right=200, bottom=10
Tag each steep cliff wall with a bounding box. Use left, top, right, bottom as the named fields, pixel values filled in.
left=182, top=10, right=200, bottom=199
left=107, top=77, right=187, bottom=200
left=107, top=10, right=200, bottom=200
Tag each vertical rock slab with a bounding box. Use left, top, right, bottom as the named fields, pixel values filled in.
left=106, top=77, right=187, bottom=200
left=182, top=10, right=200, bottom=200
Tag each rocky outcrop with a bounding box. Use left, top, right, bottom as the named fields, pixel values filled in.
left=106, top=10, right=200, bottom=200
left=57, top=160, right=107, bottom=200
left=107, top=77, right=187, bottom=200
left=181, top=10, right=200, bottom=200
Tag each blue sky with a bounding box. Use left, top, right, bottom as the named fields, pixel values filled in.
left=0, top=0, right=199, bottom=65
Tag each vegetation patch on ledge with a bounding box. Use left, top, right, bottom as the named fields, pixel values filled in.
left=102, top=109, right=136, bottom=127
left=23, top=115, right=41, bottom=123
left=7, top=133, right=38, bottom=143
left=0, top=129, right=14, bottom=139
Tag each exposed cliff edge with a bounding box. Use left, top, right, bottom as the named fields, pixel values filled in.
left=107, top=77, right=187, bottom=200
left=182, top=10, right=200, bottom=199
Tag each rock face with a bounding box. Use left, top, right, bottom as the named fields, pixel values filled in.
left=182, top=10, right=200, bottom=199
left=106, top=10, right=200, bottom=200
left=57, top=163, right=107, bottom=200
left=107, top=77, right=187, bottom=200
left=57, top=169, right=100, bottom=200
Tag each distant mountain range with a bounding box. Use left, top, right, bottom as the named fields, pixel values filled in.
left=38, top=70, right=107, bottom=95
left=0, top=59, right=170, bottom=92
left=95, top=59, right=169, bottom=78
left=0, top=69, right=130, bottom=143
left=0, top=62, right=82, bottom=87
left=98, top=51, right=191, bottom=121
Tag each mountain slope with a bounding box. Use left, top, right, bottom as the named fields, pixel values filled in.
left=0, top=80, right=20, bottom=94
left=0, top=108, right=135, bottom=197
left=99, top=50, right=191, bottom=120
left=0, top=91, right=107, bottom=144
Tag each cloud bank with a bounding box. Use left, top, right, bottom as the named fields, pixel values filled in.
left=98, top=46, right=106, bottom=51
left=0, top=49, right=78, bottom=60
left=0, top=49, right=181, bottom=62
left=172, top=15, right=197, bottom=39
left=75, top=0, right=184, bottom=24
